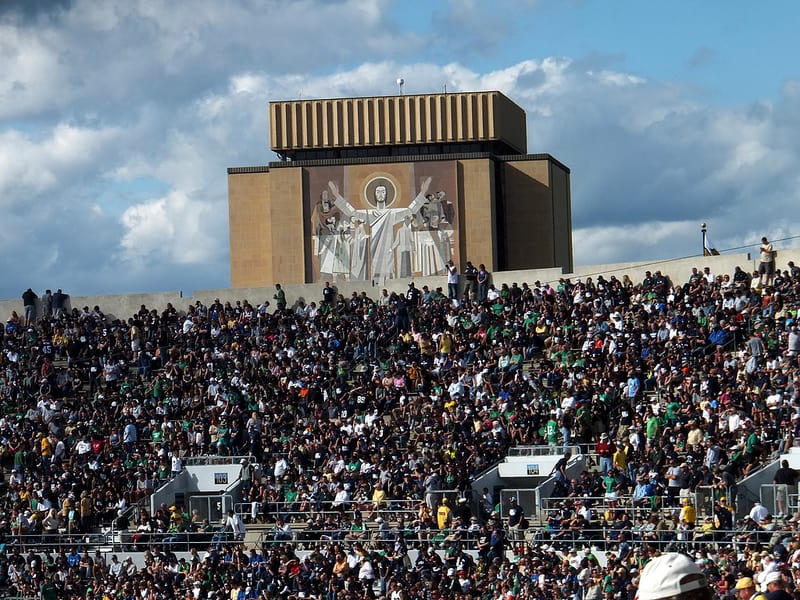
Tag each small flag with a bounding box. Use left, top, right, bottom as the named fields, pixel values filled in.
left=704, top=237, right=720, bottom=256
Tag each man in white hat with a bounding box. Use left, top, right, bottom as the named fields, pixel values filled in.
left=763, top=571, right=791, bottom=600
left=635, top=552, right=712, bottom=600
left=596, top=432, right=615, bottom=475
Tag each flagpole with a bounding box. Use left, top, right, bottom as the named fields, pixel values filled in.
left=701, top=223, right=707, bottom=256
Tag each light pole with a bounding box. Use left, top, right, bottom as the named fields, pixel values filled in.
left=701, top=223, right=707, bottom=256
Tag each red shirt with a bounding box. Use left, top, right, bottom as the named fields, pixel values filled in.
left=597, top=440, right=616, bottom=458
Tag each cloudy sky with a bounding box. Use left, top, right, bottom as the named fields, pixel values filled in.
left=2, top=0, right=799, bottom=299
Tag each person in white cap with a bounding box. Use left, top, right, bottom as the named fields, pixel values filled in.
left=763, top=571, right=792, bottom=600
left=635, top=552, right=712, bottom=600
left=596, top=432, right=615, bottom=475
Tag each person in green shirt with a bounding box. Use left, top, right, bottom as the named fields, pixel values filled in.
left=346, top=514, right=369, bottom=542
left=523, top=312, right=539, bottom=332
left=603, top=469, right=621, bottom=508
left=545, top=414, right=559, bottom=446
left=496, top=350, right=511, bottom=376
left=490, top=300, right=504, bottom=316
left=743, top=430, right=763, bottom=475
left=646, top=412, right=660, bottom=447
left=508, top=348, right=523, bottom=372
left=665, top=400, right=681, bottom=425
left=149, top=376, right=164, bottom=401
left=273, top=284, right=287, bottom=311
left=576, top=404, right=592, bottom=443
left=39, top=576, right=58, bottom=600
left=217, top=422, right=230, bottom=455
left=157, top=462, right=170, bottom=484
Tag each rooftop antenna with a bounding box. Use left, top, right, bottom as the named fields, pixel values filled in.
left=397, top=78, right=405, bottom=95
left=443, top=83, right=447, bottom=94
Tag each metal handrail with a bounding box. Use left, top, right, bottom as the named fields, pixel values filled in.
left=535, top=493, right=708, bottom=525
left=4, top=518, right=786, bottom=554
left=110, top=497, right=145, bottom=551
left=4, top=531, right=115, bottom=551
left=507, top=445, right=584, bottom=457
left=255, top=524, right=486, bottom=550
left=247, top=522, right=786, bottom=552
left=182, top=454, right=256, bottom=466
left=234, top=503, right=420, bottom=522
left=234, top=492, right=467, bottom=519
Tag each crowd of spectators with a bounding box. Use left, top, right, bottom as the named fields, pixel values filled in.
left=1, top=255, right=800, bottom=599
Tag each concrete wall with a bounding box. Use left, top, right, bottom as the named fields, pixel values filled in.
left=550, top=162, right=573, bottom=273
left=1, top=291, right=186, bottom=326
left=268, top=167, right=306, bottom=284
left=502, top=159, right=553, bottom=270
left=229, top=169, right=272, bottom=288
left=180, top=463, right=245, bottom=493
left=458, top=158, right=497, bottom=271
left=229, top=154, right=570, bottom=288
left=4, top=248, right=800, bottom=322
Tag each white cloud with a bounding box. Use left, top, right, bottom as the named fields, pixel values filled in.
left=0, top=124, right=121, bottom=201
left=587, top=69, right=646, bottom=87
left=119, top=188, right=220, bottom=264
left=573, top=221, right=700, bottom=267
left=0, top=26, right=66, bottom=119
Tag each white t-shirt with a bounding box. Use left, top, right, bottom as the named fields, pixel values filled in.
left=447, top=265, right=458, bottom=284
left=358, top=559, right=374, bottom=580
left=761, top=242, right=774, bottom=263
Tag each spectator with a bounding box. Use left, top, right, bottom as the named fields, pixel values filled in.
left=224, top=509, right=246, bottom=542
left=21, top=287, right=38, bottom=326
left=635, top=552, right=713, bottom=600
left=3, top=255, right=800, bottom=599
left=273, top=283, right=286, bottom=311
left=596, top=433, right=615, bottom=475
left=760, top=237, right=776, bottom=288
left=446, top=259, right=459, bottom=299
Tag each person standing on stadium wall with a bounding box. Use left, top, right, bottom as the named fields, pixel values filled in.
left=446, top=259, right=459, bottom=299
left=759, top=236, right=775, bottom=288
left=22, top=287, right=37, bottom=326
left=477, top=264, right=489, bottom=303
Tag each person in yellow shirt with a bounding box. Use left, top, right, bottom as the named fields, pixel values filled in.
left=443, top=445, right=457, bottom=461
left=418, top=333, right=435, bottom=359
left=436, top=498, right=452, bottom=530
left=40, top=433, right=53, bottom=474
left=369, top=484, right=387, bottom=520
left=53, top=330, right=68, bottom=357
left=438, top=331, right=453, bottom=356
left=679, top=497, right=696, bottom=530
left=693, top=515, right=716, bottom=545
left=612, top=444, right=627, bottom=474
left=686, top=420, right=704, bottom=447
